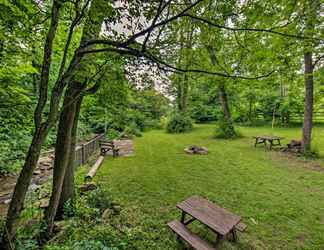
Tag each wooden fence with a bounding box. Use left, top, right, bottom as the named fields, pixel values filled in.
left=255, top=112, right=324, bottom=124
left=74, top=134, right=105, bottom=168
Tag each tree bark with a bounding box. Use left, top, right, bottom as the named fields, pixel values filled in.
left=56, top=95, right=83, bottom=218
left=178, top=75, right=189, bottom=113
left=301, top=0, right=318, bottom=153
left=1, top=128, right=47, bottom=249
left=44, top=82, right=83, bottom=237
left=219, top=83, right=236, bottom=137
left=302, top=51, right=314, bottom=152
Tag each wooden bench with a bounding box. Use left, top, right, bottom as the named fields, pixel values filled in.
left=99, top=140, right=119, bottom=157
left=167, top=196, right=247, bottom=249
left=168, top=220, right=216, bottom=250
left=254, top=135, right=284, bottom=150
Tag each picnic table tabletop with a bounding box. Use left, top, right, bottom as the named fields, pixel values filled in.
left=254, top=135, right=284, bottom=140
left=176, top=196, right=241, bottom=236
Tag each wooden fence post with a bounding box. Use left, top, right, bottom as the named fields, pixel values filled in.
left=81, top=144, right=85, bottom=165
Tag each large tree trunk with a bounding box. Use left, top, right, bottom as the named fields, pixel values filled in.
left=177, top=21, right=193, bottom=114
left=219, top=83, right=236, bottom=137
left=44, top=82, right=83, bottom=236
left=44, top=0, right=106, bottom=236
left=301, top=0, right=318, bottom=153
left=301, top=51, right=314, bottom=152
left=178, top=75, right=189, bottom=113
left=56, top=95, right=83, bottom=218
left=207, top=46, right=236, bottom=137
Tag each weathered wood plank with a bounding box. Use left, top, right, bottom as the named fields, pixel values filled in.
left=168, top=220, right=216, bottom=250
left=177, top=196, right=241, bottom=236
left=234, top=222, right=247, bottom=232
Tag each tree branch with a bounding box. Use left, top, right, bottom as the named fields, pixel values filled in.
left=183, top=13, right=323, bottom=42
left=313, top=54, right=324, bottom=68
left=34, top=0, right=62, bottom=131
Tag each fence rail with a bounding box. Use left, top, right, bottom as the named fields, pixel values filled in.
left=255, top=112, right=324, bottom=123
left=74, top=134, right=105, bottom=168
left=40, top=134, right=105, bottom=167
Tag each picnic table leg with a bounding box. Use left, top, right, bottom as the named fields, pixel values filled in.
left=262, top=139, right=267, bottom=149
left=269, top=140, right=273, bottom=150
left=215, top=233, right=224, bottom=246
left=180, top=211, right=186, bottom=223
left=177, top=211, right=186, bottom=241
left=231, top=229, right=237, bottom=242
left=254, top=138, right=258, bottom=147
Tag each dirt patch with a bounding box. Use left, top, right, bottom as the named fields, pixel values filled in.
left=274, top=151, right=324, bottom=173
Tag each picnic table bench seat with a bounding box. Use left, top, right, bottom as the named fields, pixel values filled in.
left=168, top=220, right=216, bottom=250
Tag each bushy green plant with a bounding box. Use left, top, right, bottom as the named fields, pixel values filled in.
left=123, top=123, right=142, bottom=137
left=106, top=129, right=121, bottom=140
left=166, top=113, right=193, bottom=133
left=190, top=104, right=217, bottom=123
left=85, top=188, right=114, bottom=213
left=158, top=116, right=168, bottom=129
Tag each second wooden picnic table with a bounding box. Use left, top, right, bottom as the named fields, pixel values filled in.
left=254, top=135, right=284, bottom=150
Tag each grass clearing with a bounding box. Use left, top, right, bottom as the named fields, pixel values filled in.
left=79, top=124, right=324, bottom=249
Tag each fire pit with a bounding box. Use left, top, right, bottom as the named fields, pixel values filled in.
left=184, top=145, right=208, bottom=155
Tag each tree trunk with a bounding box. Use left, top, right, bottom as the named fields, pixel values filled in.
left=301, top=51, right=314, bottom=152
left=44, top=0, right=106, bottom=236
left=178, top=75, right=189, bottom=113
left=301, top=0, right=318, bottom=153
left=56, top=95, right=83, bottom=218
left=219, top=83, right=236, bottom=137
left=44, top=82, right=83, bottom=237
left=1, top=128, right=47, bottom=249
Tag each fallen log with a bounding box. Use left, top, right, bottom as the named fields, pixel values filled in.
left=85, top=155, right=105, bottom=181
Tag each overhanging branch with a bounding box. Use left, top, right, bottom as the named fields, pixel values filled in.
left=183, top=14, right=323, bottom=42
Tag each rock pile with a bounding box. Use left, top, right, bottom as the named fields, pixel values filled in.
left=282, top=140, right=302, bottom=153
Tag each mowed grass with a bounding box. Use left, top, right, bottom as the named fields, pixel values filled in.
left=91, top=124, right=324, bottom=250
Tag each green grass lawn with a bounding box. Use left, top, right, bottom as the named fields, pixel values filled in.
left=87, top=124, right=324, bottom=250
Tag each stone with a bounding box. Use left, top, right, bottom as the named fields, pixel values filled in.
left=33, top=170, right=41, bottom=175
left=101, top=208, right=112, bottom=221
left=4, top=199, right=11, bottom=204
left=112, top=205, right=122, bottom=214
left=53, top=221, right=66, bottom=233
left=39, top=198, right=49, bottom=208
left=28, top=183, right=39, bottom=191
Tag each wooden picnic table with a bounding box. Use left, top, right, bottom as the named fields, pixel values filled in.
left=254, top=135, right=284, bottom=150
left=168, top=196, right=246, bottom=249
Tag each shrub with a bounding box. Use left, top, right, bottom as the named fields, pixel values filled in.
left=123, top=123, right=142, bottom=137
left=166, top=113, right=193, bottom=133
left=85, top=188, right=114, bottom=213
left=190, top=104, right=217, bottom=123
left=106, top=129, right=121, bottom=140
